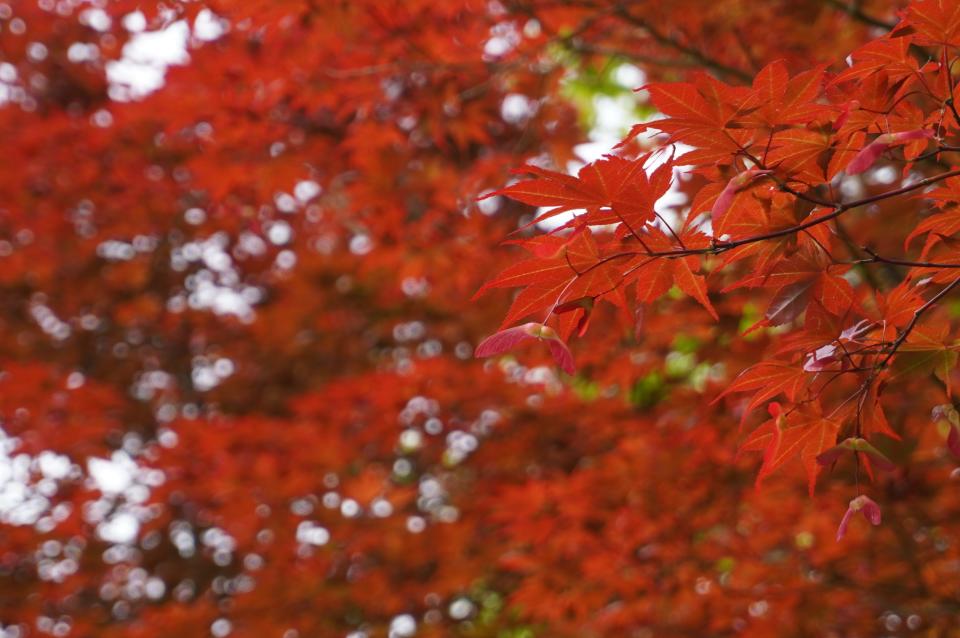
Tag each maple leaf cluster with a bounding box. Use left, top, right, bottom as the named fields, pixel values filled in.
left=478, top=0, right=960, bottom=530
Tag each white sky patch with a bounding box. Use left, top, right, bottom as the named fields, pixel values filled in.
left=106, top=10, right=227, bottom=100
left=194, top=9, right=228, bottom=42
left=88, top=455, right=135, bottom=495
left=389, top=614, right=417, bottom=638
left=0, top=430, right=77, bottom=528
left=85, top=451, right=165, bottom=545
left=501, top=93, right=535, bottom=124
left=80, top=7, right=112, bottom=32
left=0, top=418, right=164, bottom=545
left=97, top=511, right=139, bottom=544
left=569, top=94, right=637, bottom=166
left=866, top=165, right=899, bottom=185
left=294, top=179, right=322, bottom=203
left=614, top=63, right=645, bottom=91
left=483, top=22, right=520, bottom=60
left=122, top=11, right=148, bottom=33
left=168, top=234, right=262, bottom=322
left=106, top=20, right=189, bottom=99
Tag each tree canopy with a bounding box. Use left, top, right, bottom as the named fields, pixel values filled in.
left=3, top=0, right=960, bottom=636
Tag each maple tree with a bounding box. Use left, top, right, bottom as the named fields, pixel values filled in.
left=5, top=0, right=960, bottom=636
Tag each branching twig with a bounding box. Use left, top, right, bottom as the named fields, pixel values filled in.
left=576, top=168, right=960, bottom=278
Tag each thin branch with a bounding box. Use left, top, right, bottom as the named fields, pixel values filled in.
left=613, top=8, right=753, bottom=82
left=856, top=247, right=960, bottom=270
left=577, top=167, right=960, bottom=278
left=654, top=212, right=686, bottom=248
left=823, top=0, right=897, bottom=30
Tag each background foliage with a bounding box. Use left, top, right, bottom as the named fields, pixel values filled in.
left=2, top=1, right=960, bottom=637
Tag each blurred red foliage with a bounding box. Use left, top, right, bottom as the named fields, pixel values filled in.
left=3, top=1, right=960, bottom=637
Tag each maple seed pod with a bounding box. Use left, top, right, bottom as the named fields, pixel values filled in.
left=836, top=495, right=882, bottom=541
left=474, top=322, right=575, bottom=374
left=816, top=437, right=896, bottom=471
left=845, top=129, right=933, bottom=175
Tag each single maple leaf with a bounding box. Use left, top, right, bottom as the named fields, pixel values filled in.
left=738, top=403, right=840, bottom=494
left=714, top=362, right=809, bottom=422
left=905, top=0, right=960, bottom=47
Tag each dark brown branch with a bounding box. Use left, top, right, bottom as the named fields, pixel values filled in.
left=856, top=248, right=960, bottom=270
left=578, top=167, right=960, bottom=279
left=676, top=169, right=960, bottom=257
left=823, top=0, right=897, bottom=30
left=613, top=8, right=753, bottom=82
